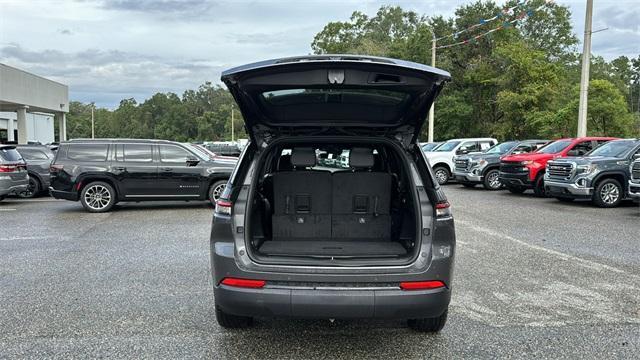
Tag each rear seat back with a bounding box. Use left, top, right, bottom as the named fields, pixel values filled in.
left=331, top=148, right=392, bottom=241
left=272, top=148, right=332, bottom=241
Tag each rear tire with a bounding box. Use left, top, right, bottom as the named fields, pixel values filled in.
left=433, top=166, right=450, bottom=185
left=208, top=180, right=227, bottom=206
left=483, top=169, right=502, bottom=190
left=506, top=185, right=526, bottom=194
left=80, top=181, right=116, bottom=213
left=592, top=178, right=623, bottom=208
left=533, top=174, right=547, bottom=198
left=215, top=307, right=253, bottom=329
left=408, top=309, right=448, bottom=332
left=18, top=176, right=40, bottom=198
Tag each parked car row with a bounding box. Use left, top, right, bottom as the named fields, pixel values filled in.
left=0, top=144, right=56, bottom=201
left=439, top=136, right=640, bottom=208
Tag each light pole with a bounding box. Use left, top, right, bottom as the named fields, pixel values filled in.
left=428, top=31, right=436, bottom=143
left=91, top=103, right=95, bottom=139
left=577, top=0, right=594, bottom=137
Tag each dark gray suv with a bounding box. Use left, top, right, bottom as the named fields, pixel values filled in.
left=210, top=55, right=455, bottom=332
left=15, top=145, right=55, bottom=198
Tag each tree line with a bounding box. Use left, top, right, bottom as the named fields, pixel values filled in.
left=66, top=0, right=640, bottom=142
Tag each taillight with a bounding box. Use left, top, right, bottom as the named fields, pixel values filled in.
left=400, top=280, right=446, bottom=291
left=0, top=164, right=17, bottom=172
left=215, top=199, right=232, bottom=215
left=220, top=277, right=265, bottom=289
left=435, top=201, right=452, bottom=218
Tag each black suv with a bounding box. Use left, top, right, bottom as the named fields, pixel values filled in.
left=210, top=55, right=455, bottom=332
left=545, top=139, right=640, bottom=207
left=454, top=140, right=549, bottom=190
left=50, top=139, right=236, bottom=212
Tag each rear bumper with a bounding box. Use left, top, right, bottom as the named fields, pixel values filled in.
left=545, top=180, right=593, bottom=197
left=454, top=170, right=482, bottom=183
left=498, top=172, right=532, bottom=188
left=0, top=177, right=29, bottom=196
left=214, top=284, right=450, bottom=319
left=49, top=187, right=79, bottom=201
left=629, top=181, right=640, bottom=199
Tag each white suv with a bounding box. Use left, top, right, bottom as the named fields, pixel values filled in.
left=424, top=138, right=497, bottom=184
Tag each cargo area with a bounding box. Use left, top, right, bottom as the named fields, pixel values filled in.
left=247, top=143, right=422, bottom=263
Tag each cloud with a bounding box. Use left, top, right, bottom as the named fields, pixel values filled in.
left=0, top=44, right=224, bottom=108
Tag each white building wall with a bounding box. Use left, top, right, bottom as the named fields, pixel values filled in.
left=0, top=111, right=55, bottom=144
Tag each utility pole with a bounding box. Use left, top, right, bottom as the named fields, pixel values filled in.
left=428, top=32, right=436, bottom=143
left=91, top=103, right=95, bottom=139
left=577, top=0, right=593, bottom=137
left=231, top=106, right=235, bottom=142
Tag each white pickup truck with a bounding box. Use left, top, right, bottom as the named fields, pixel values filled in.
left=423, top=138, right=498, bottom=184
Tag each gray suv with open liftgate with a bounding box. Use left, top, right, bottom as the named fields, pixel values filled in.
left=210, top=55, right=455, bottom=332
left=629, top=158, right=640, bottom=200
left=454, top=140, right=549, bottom=190
left=545, top=139, right=640, bottom=207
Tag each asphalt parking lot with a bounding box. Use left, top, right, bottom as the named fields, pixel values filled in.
left=1, top=187, right=639, bottom=359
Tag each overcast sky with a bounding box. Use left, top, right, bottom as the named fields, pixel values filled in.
left=1, top=0, right=638, bottom=108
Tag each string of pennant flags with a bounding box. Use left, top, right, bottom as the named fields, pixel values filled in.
left=434, top=0, right=554, bottom=50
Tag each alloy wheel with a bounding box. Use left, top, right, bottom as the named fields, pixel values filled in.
left=435, top=169, right=448, bottom=185
left=18, top=178, right=38, bottom=198
left=599, top=183, right=620, bottom=205
left=84, top=184, right=112, bottom=210
left=487, top=172, right=501, bottom=189
left=211, top=183, right=226, bottom=201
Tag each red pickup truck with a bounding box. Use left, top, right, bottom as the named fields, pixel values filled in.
left=499, top=137, right=618, bottom=197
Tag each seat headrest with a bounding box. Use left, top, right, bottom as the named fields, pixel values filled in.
left=349, top=148, right=374, bottom=168
left=291, top=148, right=316, bottom=168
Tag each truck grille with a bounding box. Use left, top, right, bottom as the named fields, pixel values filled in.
left=547, top=162, right=574, bottom=180
left=455, top=158, right=469, bottom=171
left=632, top=161, right=640, bottom=180
left=500, top=161, right=526, bottom=173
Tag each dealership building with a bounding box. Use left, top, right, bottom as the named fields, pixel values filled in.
left=0, top=63, right=68, bottom=144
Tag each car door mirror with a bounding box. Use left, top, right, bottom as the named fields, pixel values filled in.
left=633, top=153, right=640, bottom=160
left=186, top=156, right=200, bottom=166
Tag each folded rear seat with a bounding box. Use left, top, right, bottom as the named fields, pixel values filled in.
left=272, top=148, right=332, bottom=241
left=331, top=148, right=392, bottom=241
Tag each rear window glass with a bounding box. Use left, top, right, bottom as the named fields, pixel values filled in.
left=262, top=88, right=409, bottom=106
left=123, top=144, right=153, bottom=162
left=17, top=148, right=51, bottom=160
left=0, top=148, right=23, bottom=162
left=67, top=144, right=109, bottom=161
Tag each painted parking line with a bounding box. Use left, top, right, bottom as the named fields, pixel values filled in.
left=0, top=208, right=17, bottom=211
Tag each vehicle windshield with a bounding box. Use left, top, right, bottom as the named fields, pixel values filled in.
left=434, top=141, right=461, bottom=152
left=586, top=140, right=636, bottom=158
left=422, top=143, right=441, bottom=151
left=183, top=144, right=211, bottom=161
left=484, top=141, right=517, bottom=154
left=537, top=140, right=572, bottom=154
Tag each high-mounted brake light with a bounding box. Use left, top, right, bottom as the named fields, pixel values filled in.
left=215, top=199, right=233, bottom=215
left=400, top=280, right=446, bottom=291
left=220, top=277, right=265, bottom=289
left=435, top=201, right=451, bottom=218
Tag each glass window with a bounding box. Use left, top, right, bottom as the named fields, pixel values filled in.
left=457, top=141, right=479, bottom=154
left=435, top=141, right=461, bottom=152
left=17, top=148, right=50, bottom=160
left=0, top=147, right=23, bottom=162
left=586, top=140, right=636, bottom=158
left=537, top=140, right=572, bottom=154
left=479, top=141, right=493, bottom=150
left=123, top=144, right=153, bottom=162
left=159, top=145, right=192, bottom=163
left=67, top=144, right=108, bottom=162
left=568, top=141, right=594, bottom=156
left=485, top=141, right=518, bottom=154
